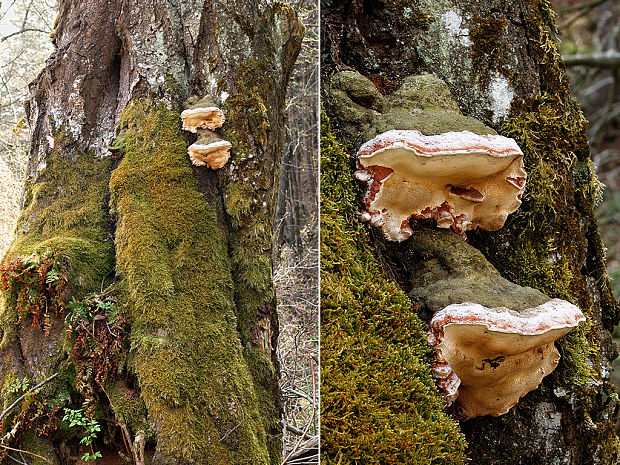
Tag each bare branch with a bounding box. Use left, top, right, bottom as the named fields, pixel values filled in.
left=0, top=373, right=58, bottom=422
left=563, top=51, right=620, bottom=68
left=1, top=27, right=50, bottom=42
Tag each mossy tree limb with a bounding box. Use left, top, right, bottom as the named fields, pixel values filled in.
left=1, top=0, right=303, bottom=463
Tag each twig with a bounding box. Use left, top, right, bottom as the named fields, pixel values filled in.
left=0, top=373, right=58, bottom=422
left=559, top=0, right=608, bottom=28
left=283, top=387, right=314, bottom=403
left=563, top=51, right=620, bottom=68
left=1, top=28, right=50, bottom=42
left=219, top=406, right=245, bottom=442
left=101, top=386, right=135, bottom=462
left=281, top=360, right=316, bottom=465
left=284, top=423, right=317, bottom=439
left=5, top=453, right=28, bottom=465
left=133, top=433, right=145, bottom=465
left=559, top=0, right=607, bottom=14
left=0, top=445, right=53, bottom=465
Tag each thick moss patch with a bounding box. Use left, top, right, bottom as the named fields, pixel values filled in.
left=0, top=147, right=114, bottom=354
left=320, top=114, right=467, bottom=465
left=109, top=100, right=271, bottom=464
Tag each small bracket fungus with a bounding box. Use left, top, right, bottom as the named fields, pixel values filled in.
left=428, top=299, right=585, bottom=419
left=187, top=130, right=232, bottom=169
left=181, top=96, right=231, bottom=170
left=356, top=129, right=526, bottom=241
left=180, top=96, right=225, bottom=133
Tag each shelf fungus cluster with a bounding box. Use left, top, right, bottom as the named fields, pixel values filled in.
left=355, top=129, right=527, bottom=242
left=428, top=300, right=585, bottom=419
left=180, top=96, right=231, bottom=169
left=339, top=72, right=588, bottom=419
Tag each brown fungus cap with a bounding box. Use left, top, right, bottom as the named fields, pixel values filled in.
left=180, top=96, right=225, bottom=133
left=356, top=129, right=526, bottom=241
left=427, top=299, right=585, bottom=419
left=187, top=131, right=232, bottom=169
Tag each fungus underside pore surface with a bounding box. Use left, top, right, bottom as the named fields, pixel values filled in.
left=109, top=100, right=271, bottom=464
left=320, top=114, right=467, bottom=465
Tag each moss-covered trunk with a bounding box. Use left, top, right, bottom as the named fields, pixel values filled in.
left=0, top=0, right=302, bottom=463
left=321, top=0, right=619, bottom=463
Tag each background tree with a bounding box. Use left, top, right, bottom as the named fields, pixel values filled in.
left=275, top=0, right=319, bottom=462
left=0, top=1, right=304, bottom=464
left=321, top=0, right=619, bottom=463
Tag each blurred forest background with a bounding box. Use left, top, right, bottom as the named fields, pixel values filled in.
left=0, top=0, right=318, bottom=462
left=551, top=0, right=620, bottom=426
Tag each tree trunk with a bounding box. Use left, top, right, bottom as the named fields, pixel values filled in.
left=0, top=0, right=302, bottom=463
left=321, top=0, right=620, bottom=463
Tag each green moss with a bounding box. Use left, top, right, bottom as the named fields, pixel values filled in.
left=448, top=3, right=620, bottom=462
left=50, top=124, right=76, bottom=149
left=20, top=431, right=59, bottom=465
left=363, top=109, right=494, bottom=141
left=500, top=93, right=584, bottom=222
left=106, top=380, right=153, bottom=440
left=389, top=74, right=461, bottom=113
left=320, top=114, right=467, bottom=465
left=469, top=14, right=509, bottom=86
left=110, top=99, right=271, bottom=464
left=0, top=149, right=114, bottom=347
left=408, top=228, right=551, bottom=315
left=214, top=14, right=304, bottom=461
left=0, top=370, right=22, bottom=411
left=461, top=2, right=620, bottom=458
left=222, top=60, right=272, bottom=155
left=496, top=90, right=600, bottom=387
left=331, top=71, right=387, bottom=112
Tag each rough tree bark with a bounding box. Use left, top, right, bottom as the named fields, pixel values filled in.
left=0, top=0, right=302, bottom=464
left=321, top=0, right=620, bottom=464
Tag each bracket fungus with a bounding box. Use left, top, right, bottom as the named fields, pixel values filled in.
left=180, top=96, right=225, bottom=133
left=356, top=129, right=527, bottom=241
left=181, top=96, right=231, bottom=170
left=427, top=300, right=585, bottom=419
left=187, top=130, right=232, bottom=169
left=402, top=227, right=586, bottom=419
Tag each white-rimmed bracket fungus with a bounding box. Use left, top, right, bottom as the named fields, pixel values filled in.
left=428, top=300, right=584, bottom=419
left=356, top=130, right=527, bottom=241
left=325, top=71, right=527, bottom=241
left=405, top=227, right=586, bottom=419
left=180, top=96, right=226, bottom=133
left=187, top=129, right=232, bottom=169
left=181, top=96, right=232, bottom=170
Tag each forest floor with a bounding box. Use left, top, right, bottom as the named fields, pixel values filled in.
left=275, top=236, right=319, bottom=462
